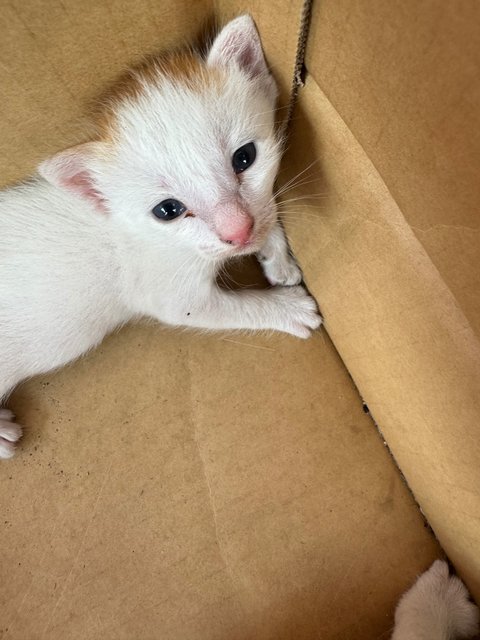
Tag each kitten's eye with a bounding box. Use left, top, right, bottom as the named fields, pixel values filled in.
left=232, top=142, right=256, bottom=174
left=152, top=199, right=187, bottom=221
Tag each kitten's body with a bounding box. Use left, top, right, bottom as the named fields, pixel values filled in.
left=0, top=16, right=320, bottom=457
left=0, top=179, right=129, bottom=392
left=0, top=178, right=306, bottom=393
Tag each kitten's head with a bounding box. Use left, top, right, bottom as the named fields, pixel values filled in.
left=39, top=15, right=282, bottom=260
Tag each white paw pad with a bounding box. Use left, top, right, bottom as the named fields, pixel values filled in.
left=0, top=410, right=22, bottom=459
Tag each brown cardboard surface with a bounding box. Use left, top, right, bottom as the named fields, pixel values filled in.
left=291, top=0, right=480, bottom=598
left=281, top=78, right=480, bottom=600
left=305, top=0, right=480, bottom=336
left=0, top=1, right=445, bottom=637
left=2, top=324, right=439, bottom=639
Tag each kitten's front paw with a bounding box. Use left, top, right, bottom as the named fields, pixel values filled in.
left=0, top=409, right=22, bottom=459
left=260, top=253, right=303, bottom=286
left=272, top=286, right=322, bottom=339
left=394, top=560, right=479, bottom=640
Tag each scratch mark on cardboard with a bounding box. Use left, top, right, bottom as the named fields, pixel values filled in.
left=191, top=421, right=238, bottom=585
left=184, top=349, right=238, bottom=585
left=220, top=337, right=276, bottom=352
left=40, top=460, right=113, bottom=639
left=4, top=510, right=64, bottom=639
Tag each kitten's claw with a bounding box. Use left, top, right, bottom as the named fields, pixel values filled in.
left=0, top=409, right=22, bottom=459
left=393, top=560, right=480, bottom=640
left=271, top=285, right=322, bottom=339
left=260, top=253, right=303, bottom=286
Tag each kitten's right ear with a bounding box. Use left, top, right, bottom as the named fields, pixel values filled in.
left=38, top=142, right=109, bottom=213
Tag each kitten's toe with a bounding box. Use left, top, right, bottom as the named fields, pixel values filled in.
left=0, top=412, right=22, bottom=459
left=424, top=561, right=479, bottom=637
left=394, top=560, right=479, bottom=639
left=274, top=286, right=322, bottom=338
left=261, top=254, right=303, bottom=286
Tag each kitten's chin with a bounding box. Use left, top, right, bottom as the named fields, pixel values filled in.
left=202, top=244, right=257, bottom=261
left=223, top=234, right=267, bottom=258
left=198, top=237, right=262, bottom=259
left=233, top=241, right=262, bottom=257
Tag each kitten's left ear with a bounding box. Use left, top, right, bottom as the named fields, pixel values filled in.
left=38, top=141, right=109, bottom=213
left=207, top=15, right=274, bottom=86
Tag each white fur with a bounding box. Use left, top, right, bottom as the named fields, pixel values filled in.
left=258, top=222, right=302, bottom=286
left=0, top=410, right=22, bottom=459
left=0, top=15, right=321, bottom=457
left=392, top=560, right=479, bottom=639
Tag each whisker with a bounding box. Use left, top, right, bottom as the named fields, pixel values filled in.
left=277, top=204, right=326, bottom=212
left=273, top=159, right=320, bottom=194
left=282, top=215, right=328, bottom=222
left=277, top=176, right=323, bottom=190
left=217, top=264, right=261, bottom=290
left=279, top=210, right=325, bottom=217
left=270, top=173, right=322, bottom=204
left=274, top=178, right=324, bottom=196
left=279, top=192, right=328, bottom=200
left=278, top=197, right=328, bottom=207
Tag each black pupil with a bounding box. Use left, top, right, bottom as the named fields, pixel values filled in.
left=232, top=142, right=256, bottom=174
left=152, top=199, right=186, bottom=221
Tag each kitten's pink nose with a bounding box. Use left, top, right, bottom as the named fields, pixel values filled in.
left=214, top=204, right=254, bottom=247
left=219, top=218, right=254, bottom=246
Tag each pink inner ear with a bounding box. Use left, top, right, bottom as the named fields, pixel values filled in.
left=63, top=170, right=107, bottom=212
left=237, top=43, right=257, bottom=74
left=217, top=31, right=263, bottom=78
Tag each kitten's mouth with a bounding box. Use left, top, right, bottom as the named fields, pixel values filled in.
left=201, top=240, right=259, bottom=261
left=224, top=235, right=262, bottom=256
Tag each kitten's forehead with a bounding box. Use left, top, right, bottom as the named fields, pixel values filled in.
left=100, top=51, right=274, bottom=199
left=95, top=51, right=222, bottom=138
left=97, top=49, right=273, bottom=148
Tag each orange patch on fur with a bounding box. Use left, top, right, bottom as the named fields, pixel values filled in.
left=94, top=50, right=221, bottom=140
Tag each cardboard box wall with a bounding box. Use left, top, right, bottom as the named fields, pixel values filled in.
left=0, top=0, right=477, bottom=637
left=282, top=0, right=480, bottom=600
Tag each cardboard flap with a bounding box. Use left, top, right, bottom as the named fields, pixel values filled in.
left=305, top=0, right=480, bottom=336
left=282, top=78, right=480, bottom=599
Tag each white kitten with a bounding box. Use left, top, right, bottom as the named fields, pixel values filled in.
left=392, top=560, right=479, bottom=639
left=0, top=15, right=321, bottom=458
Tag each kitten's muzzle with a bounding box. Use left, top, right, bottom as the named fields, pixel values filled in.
left=214, top=203, right=254, bottom=247
left=219, top=218, right=254, bottom=247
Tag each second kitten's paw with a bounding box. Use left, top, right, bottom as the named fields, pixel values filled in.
left=260, top=253, right=303, bottom=286
left=0, top=409, right=23, bottom=459
left=393, top=560, right=479, bottom=640
left=271, top=286, right=322, bottom=339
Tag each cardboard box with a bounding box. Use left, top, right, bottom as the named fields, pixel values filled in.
left=1, top=1, right=477, bottom=638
